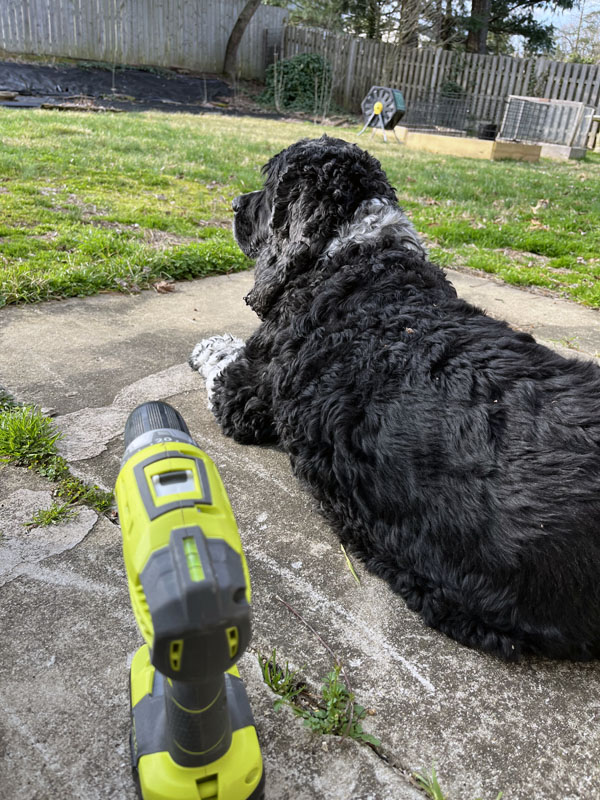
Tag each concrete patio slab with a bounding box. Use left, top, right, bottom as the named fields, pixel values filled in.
left=1, top=269, right=599, bottom=800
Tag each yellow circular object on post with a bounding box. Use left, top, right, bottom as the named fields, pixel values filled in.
left=373, top=101, right=383, bottom=115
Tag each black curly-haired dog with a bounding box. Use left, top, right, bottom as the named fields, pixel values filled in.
left=190, top=135, right=600, bottom=661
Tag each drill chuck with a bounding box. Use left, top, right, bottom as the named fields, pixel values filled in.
left=122, top=400, right=195, bottom=463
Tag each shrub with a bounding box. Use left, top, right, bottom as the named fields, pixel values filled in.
left=259, top=53, right=334, bottom=115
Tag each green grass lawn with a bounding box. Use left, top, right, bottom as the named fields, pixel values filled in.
left=1, top=108, right=599, bottom=307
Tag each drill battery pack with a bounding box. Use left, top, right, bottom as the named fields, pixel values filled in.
left=129, top=646, right=264, bottom=800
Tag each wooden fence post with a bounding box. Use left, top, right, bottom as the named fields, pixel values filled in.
left=344, top=37, right=357, bottom=109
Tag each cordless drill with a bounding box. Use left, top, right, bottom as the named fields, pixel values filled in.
left=115, top=401, right=264, bottom=800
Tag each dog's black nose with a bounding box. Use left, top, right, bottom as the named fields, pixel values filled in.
left=232, top=195, right=241, bottom=212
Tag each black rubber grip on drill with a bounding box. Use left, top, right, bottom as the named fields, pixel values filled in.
left=124, top=401, right=190, bottom=448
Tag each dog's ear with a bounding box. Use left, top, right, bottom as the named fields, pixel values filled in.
left=270, top=162, right=306, bottom=234
left=244, top=238, right=310, bottom=319
left=271, top=136, right=396, bottom=246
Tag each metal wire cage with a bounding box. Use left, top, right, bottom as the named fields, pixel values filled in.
left=400, top=92, right=474, bottom=137
left=498, top=97, right=549, bottom=144
left=499, top=95, right=596, bottom=148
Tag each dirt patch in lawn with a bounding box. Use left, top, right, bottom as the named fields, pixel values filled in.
left=90, top=219, right=231, bottom=247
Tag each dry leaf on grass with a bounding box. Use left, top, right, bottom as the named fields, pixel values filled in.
left=528, top=219, right=550, bottom=231
left=153, top=280, right=176, bottom=293
left=531, top=198, right=549, bottom=213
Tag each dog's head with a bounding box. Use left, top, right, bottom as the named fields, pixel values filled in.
left=233, top=136, right=397, bottom=318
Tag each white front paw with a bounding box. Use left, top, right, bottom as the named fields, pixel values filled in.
left=189, top=334, right=244, bottom=409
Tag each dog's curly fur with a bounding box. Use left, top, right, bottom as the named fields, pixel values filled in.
left=192, top=135, right=600, bottom=660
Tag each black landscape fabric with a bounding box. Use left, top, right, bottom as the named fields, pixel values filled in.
left=0, top=61, right=232, bottom=111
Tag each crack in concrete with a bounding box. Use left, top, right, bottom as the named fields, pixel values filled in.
left=0, top=489, right=98, bottom=588
left=246, top=640, right=427, bottom=798
left=54, top=363, right=199, bottom=461
left=250, top=542, right=435, bottom=695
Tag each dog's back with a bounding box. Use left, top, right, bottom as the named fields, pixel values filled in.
left=271, top=242, right=600, bottom=660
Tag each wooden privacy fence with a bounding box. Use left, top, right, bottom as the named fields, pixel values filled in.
left=0, top=0, right=288, bottom=79
left=280, top=26, right=600, bottom=123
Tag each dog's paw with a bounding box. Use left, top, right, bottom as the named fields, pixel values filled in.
left=189, top=334, right=245, bottom=376
left=189, top=334, right=245, bottom=409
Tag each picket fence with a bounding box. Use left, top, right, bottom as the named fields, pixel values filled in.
left=279, top=26, right=600, bottom=124
left=0, top=0, right=288, bottom=79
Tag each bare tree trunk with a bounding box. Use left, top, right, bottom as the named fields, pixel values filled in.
left=431, top=0, right=443, bottom=45
left=441, top=0, right=455, bottom=48
left=574, top=0, right=586, bottom=55
left=465, top=0, right=491, bottom=53
left=401, top=0, right=422, bottom=47
left=223, top=0, right=262, bottom=79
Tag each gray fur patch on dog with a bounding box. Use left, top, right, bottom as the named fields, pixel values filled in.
left=325, top=198, right=426, bottom=258
left=189, top=334, right=245, bottom=409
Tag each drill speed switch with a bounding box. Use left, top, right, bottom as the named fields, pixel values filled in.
left=115, top=401, right=264, bottom=800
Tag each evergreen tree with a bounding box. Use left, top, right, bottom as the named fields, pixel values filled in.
left=264, top=0, right=577, bottom=53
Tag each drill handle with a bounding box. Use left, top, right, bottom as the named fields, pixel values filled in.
left=165, top=675, right=232, bottom=768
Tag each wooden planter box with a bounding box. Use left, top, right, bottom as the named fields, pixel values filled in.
left=394, top=127, right=541, bottom=162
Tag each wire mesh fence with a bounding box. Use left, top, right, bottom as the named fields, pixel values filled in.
left=399, top=92, right=499, bottom=138
left=498, top=97, right=550, bottom=144
left=498, top=96, right=596, bottom=147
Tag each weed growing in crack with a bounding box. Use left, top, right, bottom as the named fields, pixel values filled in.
left=25, top=502, right=78, bottom=529
left=0, top=405, right=62, bottom=466
left=259, top=648, right=306, bottom=709
left=0, top=403, right=113, bottom=520
left=303, top=665, right=380, bottom=746
left=258, top=650, right=380, bottom=748
left=414, top=765, right=503, bottom=800
left=0, top=387, right=19, bottom=412
left=55, top=475, right=113, bottom=513
left=414, top=767, right=447, bottom=800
